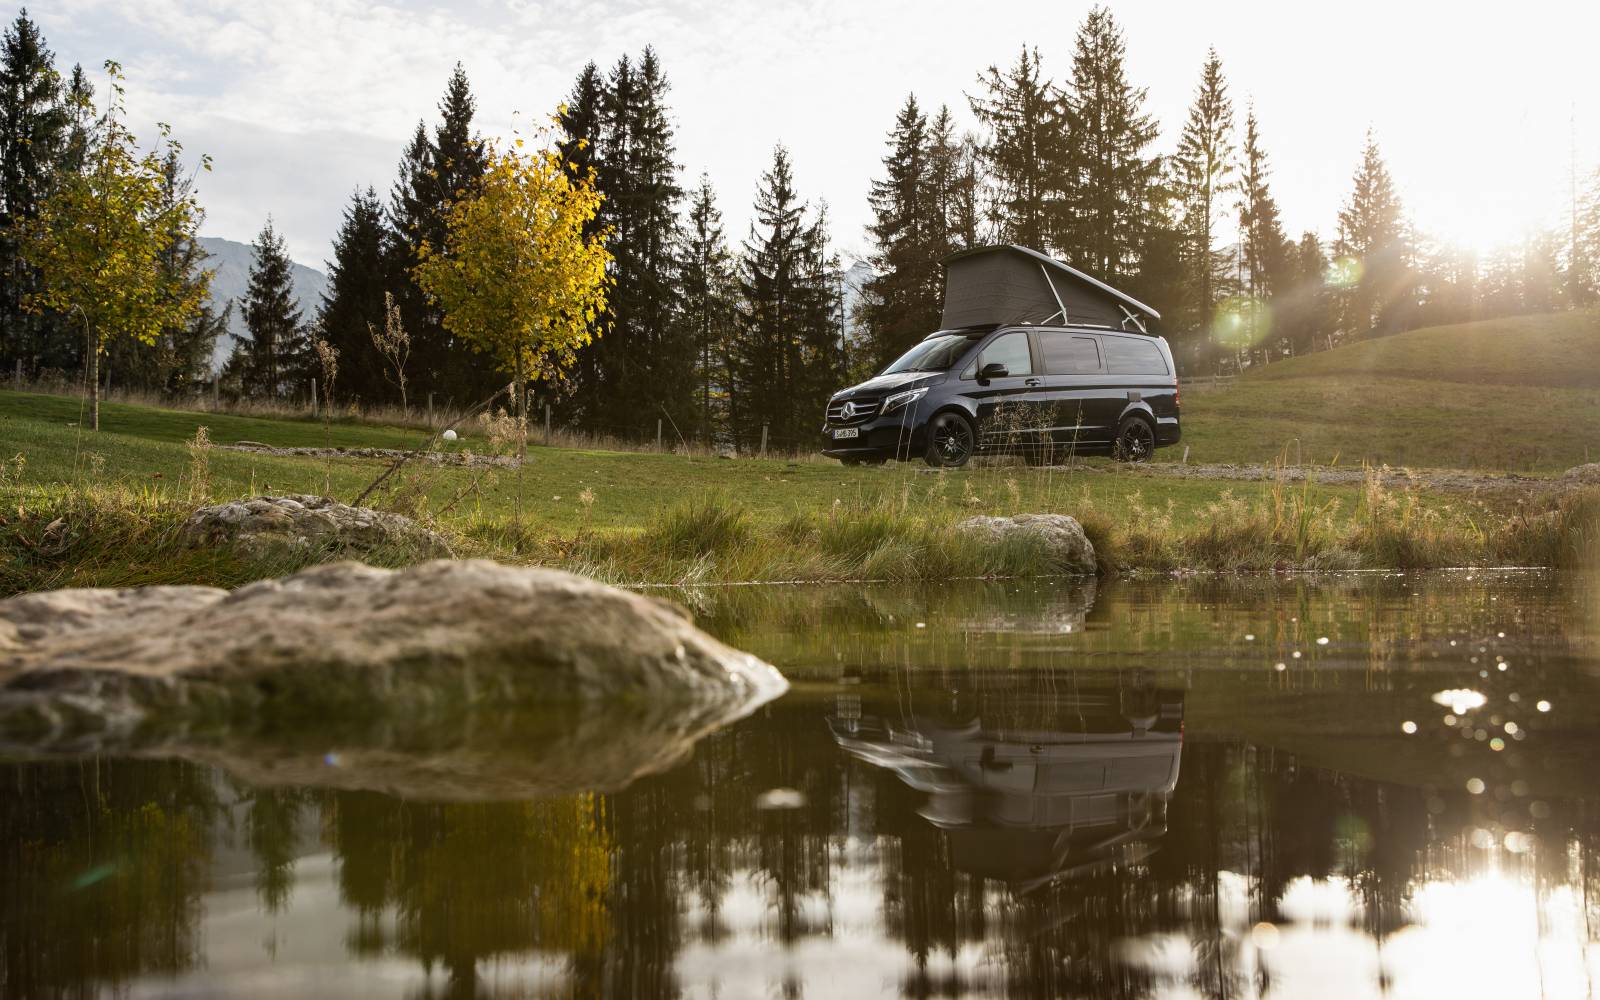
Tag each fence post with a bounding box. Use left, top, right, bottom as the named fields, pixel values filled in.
left=427, top=392, right=434, bottom=426
left=544, top=404, right=551, bottom=447
left=13, top=359, right=19, bottom=391
left=760, top=423, right=769, bottom=458
left=311, top=377, right=318, bottom=416
left=656, top=418, right=663, bottom=452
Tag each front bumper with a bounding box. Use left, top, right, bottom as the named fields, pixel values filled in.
left=820, top=412, right=924, bottom=460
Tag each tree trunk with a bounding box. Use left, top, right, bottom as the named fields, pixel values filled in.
left=513, top=350, right=526, bottom=533
left=87, top=326, right=100, bottom=432
left=513, top=352, right=526, bottom=462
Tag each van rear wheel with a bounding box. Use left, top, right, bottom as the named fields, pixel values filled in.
left=925, top=413, right=975, bottom=468
left=1113, top=416, right=1155, bottom=463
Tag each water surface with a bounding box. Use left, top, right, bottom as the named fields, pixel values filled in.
left=4, top=571, right=1599, bottom=998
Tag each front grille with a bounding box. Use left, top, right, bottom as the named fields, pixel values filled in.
left=826, top=397, right=880, bottom=425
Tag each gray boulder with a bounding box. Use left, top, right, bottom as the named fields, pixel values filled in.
left=956, top=513, right=1097, bottom=575
left=180, top=494, right=451, bottom=555
left=0, top=559, right=789, bottom=737
left=1564, top=464, right=1600, bottom=485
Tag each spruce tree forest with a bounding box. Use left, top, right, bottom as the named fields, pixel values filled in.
left=4, top=6, right=1599, bottom=452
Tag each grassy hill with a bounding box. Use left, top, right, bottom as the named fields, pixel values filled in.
left=1177, top=311, right=1600, bottom=472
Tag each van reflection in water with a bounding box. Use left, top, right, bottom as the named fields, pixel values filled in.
left=830, top=680, right=1183, bottom=894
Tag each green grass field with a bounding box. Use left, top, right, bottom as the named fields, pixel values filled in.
left=2, top=311, right=1596, bottom=589
left=1176, top=311, right=1600, bottom=472
left=1, top=388, right=1355, bottom=535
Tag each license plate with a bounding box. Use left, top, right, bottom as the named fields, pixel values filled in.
left=833, top=427, right=859, bottom=440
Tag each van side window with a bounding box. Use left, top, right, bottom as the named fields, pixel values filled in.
left=1103, top=337, right=1168, bottom=375
left=975, top=332, right=1033, bottom=377
left=1039, top=333, right=1102, bottom=374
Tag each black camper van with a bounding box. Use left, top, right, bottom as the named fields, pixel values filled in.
left=822, top=245, right=1179, bottom=468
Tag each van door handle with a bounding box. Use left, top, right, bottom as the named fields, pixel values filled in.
left=1025, top=378, right=1042, bottom=387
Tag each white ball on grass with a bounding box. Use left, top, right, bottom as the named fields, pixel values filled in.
left=442, top=429, right=458, bottom=442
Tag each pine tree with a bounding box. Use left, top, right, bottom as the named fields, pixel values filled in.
left=556, top=61, right=606, bottom=240
left=1574, top=166, right=1600, bottom=305
left=950, top=134, right=985, bottom=249
left=861, top=94, right=937, bottom=369
left=730, top=146, right=841, bottom=451
left=968, top=47, right=1066, bottom=251
left=1236, top=109, right=1287, bottom=298
left=1516, top=232, right=1563, bottom=314
left=1235, top=106, right=1292, bottom=349
left=0, top=9, right=72, bottom=377
left=317, top=187, right=390, bottom=405
left=386, top=118, right=434, bottom=394
left=619, top=47, right=690, bottom=434
left=562, top=48, right=689, bottom=438
left=1416, top=242, right=1477, bottom=328
left=1124, top=176, right=1187, bottom=347
left=1060, top=7, right=1161, bottom=283
left=1172, top=48, right=1237, bottom=337
left=1333, top=130, right=1413, bottom=337
left=1277, top=231, right=1331, bottom=355
left=419, top=64, right=488, bottom=399
left=384, top=66, right=489, bottom=404
left=927, top=107, right=982, bottom=252
left=228, top=219, right=305, bottom=398
left=678, top=173, right=737, bottom=442
left=552, top=61, right=609, bottom=423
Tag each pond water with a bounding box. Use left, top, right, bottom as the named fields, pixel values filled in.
left=4, top=571, right=1600, bottom=999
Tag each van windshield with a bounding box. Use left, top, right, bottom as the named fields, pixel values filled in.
left=881, top=333, right=974, bottom=375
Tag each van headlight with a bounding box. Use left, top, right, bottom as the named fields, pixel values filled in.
left=881, top=386, right=928, bottom=414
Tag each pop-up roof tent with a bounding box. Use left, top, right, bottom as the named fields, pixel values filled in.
left=940, top=245, right=1161, bottom=334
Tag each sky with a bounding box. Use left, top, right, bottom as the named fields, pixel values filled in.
left=25, top=0, right=1600, bottom=269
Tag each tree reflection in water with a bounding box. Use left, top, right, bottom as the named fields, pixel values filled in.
left=1, top=570, right=1599, bottom=998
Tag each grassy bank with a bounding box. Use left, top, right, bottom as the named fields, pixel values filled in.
left=4, top=474, right=1595, bottom=594
left=1177, top=311, right=1600, bottom=472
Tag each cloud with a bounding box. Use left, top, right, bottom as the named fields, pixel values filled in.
left=27, top=0, right=1600, bottom=266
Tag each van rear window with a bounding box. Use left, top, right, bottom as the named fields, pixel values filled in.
left=1103, top=337, right=1168, bottom=375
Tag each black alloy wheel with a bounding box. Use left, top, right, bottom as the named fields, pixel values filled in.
left=925, top=412, right=975, bottom=468
left=1113, top=416, right=1155, bottom=463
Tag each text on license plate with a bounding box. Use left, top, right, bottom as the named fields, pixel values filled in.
left=833, top=427, right=860, bottom=440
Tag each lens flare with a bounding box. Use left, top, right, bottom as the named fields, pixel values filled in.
left=1326, top=256, right=1363, bottom=288
left=1210, top=296, right=1271, bottom=349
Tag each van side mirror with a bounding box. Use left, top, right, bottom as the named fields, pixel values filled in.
left=978, top=362, right=1009, bottom=383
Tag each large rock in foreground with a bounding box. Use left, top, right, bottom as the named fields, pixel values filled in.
left=956, top=513, right=1097, bottom=575
left=0, top=560, right=788, bottom=737
left=1565, top=464, right=1600, bottom=485
left=180, top=494, right=451, bottom=555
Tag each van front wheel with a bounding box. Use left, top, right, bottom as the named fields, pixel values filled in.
left=925, top=413, right=975, bottom=468
left=1113, top=416, right=1155, bottom=463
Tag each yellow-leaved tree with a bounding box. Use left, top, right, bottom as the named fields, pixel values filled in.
left=14, top=62, right=211, bottom=431
left=413, top=122, right=612, bottom=460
